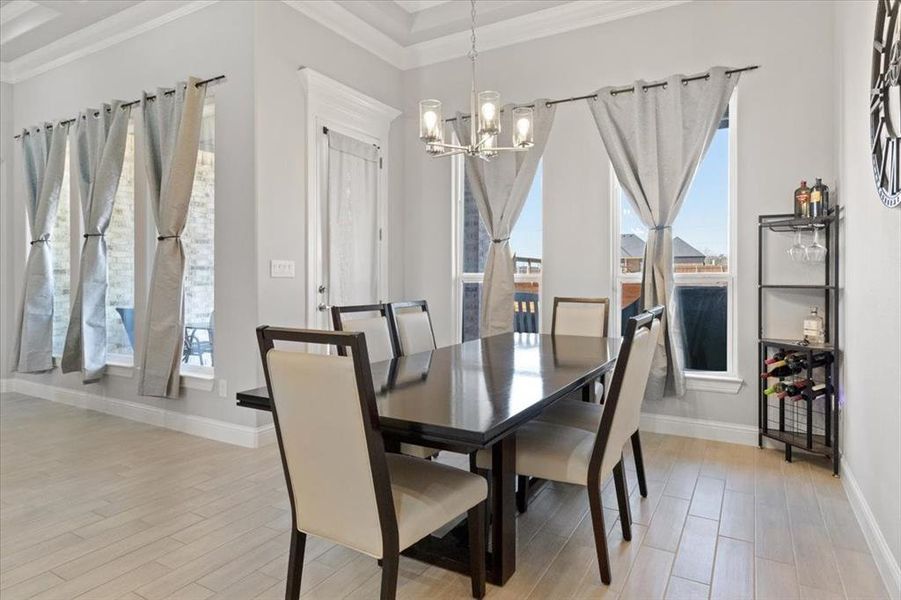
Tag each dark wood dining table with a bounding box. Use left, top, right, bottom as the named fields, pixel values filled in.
left=236, top=332, right=620, bottom=586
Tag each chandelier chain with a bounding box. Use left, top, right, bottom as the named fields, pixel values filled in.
left=469, top=0, right=478, bottom=62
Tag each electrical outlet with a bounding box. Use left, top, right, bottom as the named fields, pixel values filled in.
left=270, top=260, right=295, bottom=278
left=218, top=379, right=227, bottom=398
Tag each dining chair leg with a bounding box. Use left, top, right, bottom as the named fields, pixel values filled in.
left=612, top=458, right=632, bottom=541
left=516, top=475, right=529, bottom=513
left=285, top=529, right=306, bottom=600
left=630, top=430, right=648, bottom=498
left=587, top=480, right=612, bottom=585
left=380, top=552, right=399, bottom=600
left=467, top=501, right=487, bottom=598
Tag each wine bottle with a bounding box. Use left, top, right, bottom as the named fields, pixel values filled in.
left=762, top=362, right=803, bottom=379
left=809, top=178, right=830, bottom=218
left=784, top=379, right=810, bottom=397
left=794, top=180, right=811, bottom=218
left=765, top=351, right=796, bottom=365
left=786, top=353, right=834, bottom=371
left=763, top=383, right=784, bottom=396
left=800, top=382, right=832, bottom=401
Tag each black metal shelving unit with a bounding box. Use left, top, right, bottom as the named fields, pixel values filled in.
left=757, top=208, right=840, bottom=476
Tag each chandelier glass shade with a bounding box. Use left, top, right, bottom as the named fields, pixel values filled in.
left=417, top=0, right=533, bottom=159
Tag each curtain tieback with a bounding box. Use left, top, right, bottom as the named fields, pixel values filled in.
left=157, top=235, right=180, bottom=241
left=491, top=237, right=510, bottom=243
left=29, top=238, right=49, bottom=245
left=650, top=225, right=671, bottom=231
left=83, top=233, right=104, bottom=239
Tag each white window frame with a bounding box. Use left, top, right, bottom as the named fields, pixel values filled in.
left=451, top=153, right=543, bottom=342
left=609, top=94, right=741, bottom=394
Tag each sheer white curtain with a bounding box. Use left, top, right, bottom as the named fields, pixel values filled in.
left=588, top=67, right=739, bottom=399
left=453, top=100, right=556, bottom=337
left=326, top=129, right=379, bottom=307
left=11, top=122, right=69, bottom=373
left=61, top=101, right=132, bottom=382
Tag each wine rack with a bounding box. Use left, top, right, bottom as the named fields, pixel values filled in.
left=757, top=208, right=840, bottom=476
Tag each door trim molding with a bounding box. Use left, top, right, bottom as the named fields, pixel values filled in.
left=298, top=68, right=401, bottom=332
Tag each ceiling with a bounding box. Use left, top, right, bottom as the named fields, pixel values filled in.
left=0, top=0, right=687, bottom=83
left=0, top=0, right=141, bottom=62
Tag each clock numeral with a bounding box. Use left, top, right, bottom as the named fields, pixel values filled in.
left=873, top=117, right=885, bottom=153
left=888, top=138, right=901, bottom=195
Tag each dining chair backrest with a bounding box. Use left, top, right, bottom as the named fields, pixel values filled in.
left=589, top=306, right=663, bottom=480
left=331, top=304, right=398, bottom=363
left=256, top=327, right=398, bottom=559
left=552, top=297, right=610, bottom=337
left=387, top=300, right=436, bottom=356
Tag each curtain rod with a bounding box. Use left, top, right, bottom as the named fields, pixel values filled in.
left=13, top=75, right=226, bottom=140
left=446, top=65, right=759, bottom=122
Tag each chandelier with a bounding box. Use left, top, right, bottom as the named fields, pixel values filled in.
left=418, top=0, right=534, bottom=159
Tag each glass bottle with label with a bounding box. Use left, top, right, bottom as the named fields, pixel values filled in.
left=809, top=178, right=830, bottom=218
left=803, top=306, right=825, bottom=344
left=794, top=180, right=811, bottom=218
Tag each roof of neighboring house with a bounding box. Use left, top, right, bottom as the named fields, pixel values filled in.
left=620, top=234, right=706, bottom=259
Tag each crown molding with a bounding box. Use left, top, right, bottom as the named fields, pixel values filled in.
left=405, top=0, right=691, bottom=69
left=0, top=0, right=689, bottom=84
left=282, top=0, right=406, bottom=69
left=298, top=66, right=402, bottom=125
left=282, top=0, right=688, bottom=71
left=0, top=0, right=218, bottom=84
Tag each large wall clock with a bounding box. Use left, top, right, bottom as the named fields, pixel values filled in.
left=872, top=0, right=901, bottom=208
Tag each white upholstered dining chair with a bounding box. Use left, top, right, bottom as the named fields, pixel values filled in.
left=475, top=307, right=663, bottom=585
left=527, top=296, right=652, bottom=511
left=551, top=296, right=610, bottom=338
left=332, top=303, right=439, bottom=460
left=386, top=300, right=437, bottom=356
left=257, top=326, right=488, bottom=600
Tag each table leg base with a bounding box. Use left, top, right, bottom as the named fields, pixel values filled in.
left=401, top=518, right=508, bottom=586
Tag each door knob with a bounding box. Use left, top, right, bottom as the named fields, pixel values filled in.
left=318, top=285, right=327, bottom=294
left=318, top=303, right=330, bottom=312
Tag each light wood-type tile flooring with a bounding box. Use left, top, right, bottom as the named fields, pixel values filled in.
left=0, top=393, right=888, bottom=599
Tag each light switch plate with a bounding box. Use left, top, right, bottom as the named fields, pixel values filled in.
left=218, top=379, right=227, bottom=398
left=270, top=259, right=295, bottom=278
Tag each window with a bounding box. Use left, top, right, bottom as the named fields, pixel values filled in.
left=181, top=98, right=215, bottom=368
left=614, top=106, right=733, bottom=374
left=107, top=121, right=135, bottom=363
left=456, top=160, right=542, bottom=341
left=52, top=145, right=71, bottom=357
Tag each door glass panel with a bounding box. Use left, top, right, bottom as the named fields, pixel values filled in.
left=324, top=130, right=380, bottom=310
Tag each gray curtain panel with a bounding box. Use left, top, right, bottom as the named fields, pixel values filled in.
left=588, top=66, right=739, bottom=399
left=11, top=123, right=69, bottom=373
left=138, top=78, right=207, bottom=398
left=453, top=100, right=555, bottom=337
left=61, top=102, right=132, bottom=382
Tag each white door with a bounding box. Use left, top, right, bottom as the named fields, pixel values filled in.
left=315, top=128, right=383, bottom=327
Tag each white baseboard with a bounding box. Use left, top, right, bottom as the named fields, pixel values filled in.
left=8, top=378, right=275, bottom=449
left=640, top=411, right=759, bottom=446
left=842, top=463, right=901, bottom=599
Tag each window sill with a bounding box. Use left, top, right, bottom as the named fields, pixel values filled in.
left=106, top=359, right=135, bottom=378
left=684, top=372, right=743, bottom=394
left=95, top=362, right=214, bottom=391
left=180, top=364, right=215, bottom=391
